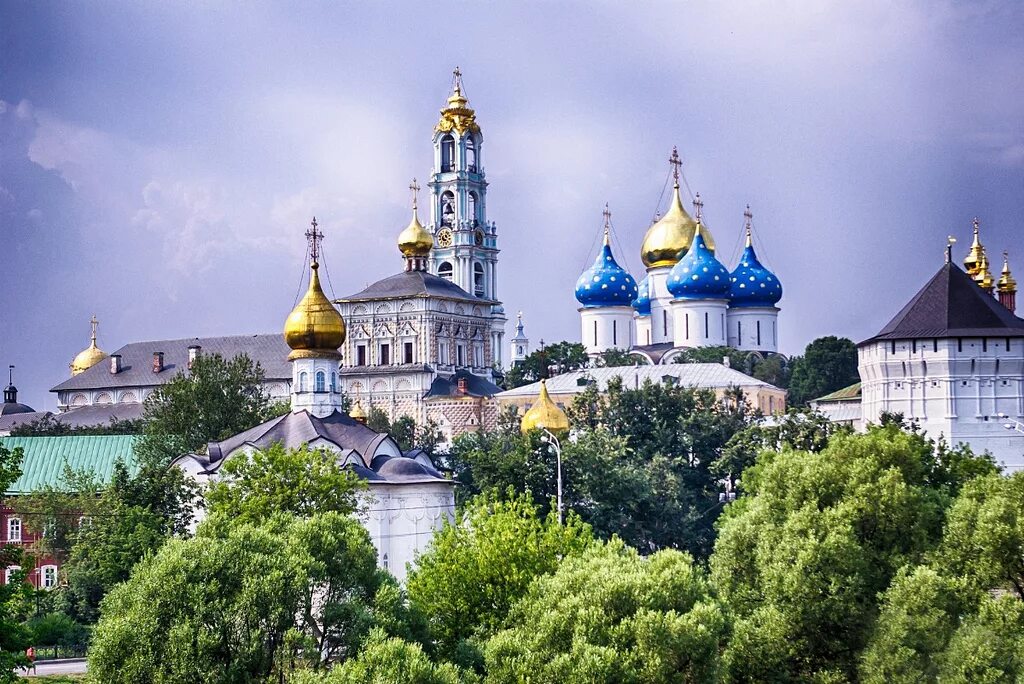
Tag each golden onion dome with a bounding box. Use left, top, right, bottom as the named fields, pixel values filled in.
left=964, top=218, right=984, bottom=276
left=70, top=316, right=108, bottom=376
left=520, top=379, right=570, bottom=434
left=998, top=252, right=1017, bottom=294
left=398, top=206, right=433, bottom=257
left=640, top=183, right=715, bottom=268
left=975, top=252, right=994, bottom=291
left=284, top=262, right=346, bottom=360
left=349, top=400, right=368, bottom=423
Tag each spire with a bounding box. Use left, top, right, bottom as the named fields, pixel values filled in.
left=998, top=251, right=1018, bottom=313
left=515, top=311, right=525, bottom=336
left=744, top=205, right=753, bottom=248
left=964, top=216, right=984, bottom=276
left=3, top=365, right=15, bottom=404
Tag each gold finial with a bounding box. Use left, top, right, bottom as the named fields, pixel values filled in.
left=668, top=146, right=682, bottom=188
left=999, top=251, right=1017, bottom=294
left=743, top=205, right=753, bottom=247
left=602, top=203, right=611, bottom=243
left=976, top=251, right=994, bottom=292
left=306, top=217, right=324, bottom=265
left=946, top=236, right=957, bottom=264
left=692, top=193, right=704, bottom=223
left=964, top=216, right=984, bottom=276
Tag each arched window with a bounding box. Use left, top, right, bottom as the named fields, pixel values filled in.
left=441, top=191, right=455, bottom=227
left=438, top=262, right=454, bottom=281
left=468, top=192, right=478, bottom=226
left=466, top=135, right=477, bottom=172
left=41, top=565, right=57, bottom=589
left=299, top=372, right=308, bottom=392
left=315, top=371, right=326, bottom=393
left=441, top=134, right=455, bottom=172
left=330, top=372, right=337, bottom=393
left=473, top=262, right=485, bottom=297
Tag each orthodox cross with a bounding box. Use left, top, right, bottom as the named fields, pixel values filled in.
left=946, top=236, right=957, bottom=264
left=668, top=146, right=681, bottom=185
left=306, top=217, right=324, bottom=264
left=409, top=178, right=420, bottom=211
left=693, top=193, right=704, bottom=222
left=90, top=315, right=99, bottom=344
left=602, top=203, right=612, bottom=237
left=452, top=66, right=464, bottom=95
left=973, top=216, right=980, bottom=234
left=744, top=204, right=753, bottom=242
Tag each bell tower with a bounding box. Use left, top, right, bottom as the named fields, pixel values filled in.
left=427, top=68, right=505, bottom=368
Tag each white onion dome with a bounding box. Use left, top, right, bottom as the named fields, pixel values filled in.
left=667, top=232, right=730, bottom=299
left=575, top=234, right=638, bottom=308
left=729, top=237, right=782, bottom=307
left=632, top=275, right=652, bottom=316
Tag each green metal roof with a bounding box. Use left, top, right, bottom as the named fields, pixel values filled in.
left=811, top=382, right=862, bottom=404
left=0, top=435, right=140, bottom=494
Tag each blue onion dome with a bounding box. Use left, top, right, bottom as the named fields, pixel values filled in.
left=667, top=231, right=731, bottom=299
left=632, top=275, right=652, bottom=316
left=575, top=231, right=638, bottom=308
left=729, top=226, right=782, bottom=307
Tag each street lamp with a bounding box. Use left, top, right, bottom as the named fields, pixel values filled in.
left=538, top=425, right=563, bottom=526
left=997, top=413, right=1024, bottom=434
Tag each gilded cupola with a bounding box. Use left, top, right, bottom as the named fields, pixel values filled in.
left=963, top=217, right=984, bottom=277
left=640, top=148, right=715, bottom=269
left=70, top=315, right=108, bottom=376
left=998, top=251, right=1017, bottom=294
left=975, top=251, right=994, bottom=293
left=397, top=179, right=434, bottom=269
left=284, top=218, right=346, bottom=360
left=435, top=67, right=480, bottom=136
left=520, top=379, right=570, bottom=434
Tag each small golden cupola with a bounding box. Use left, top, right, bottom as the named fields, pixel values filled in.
left=397, top=179, right=434, bottom=271
left=975, top=251, right=995, bottom=293
left=520, top=379, right=570, bottom=434
left=435, top=67, right=480, bottom=136
left=70, top=315, right=108, bottom=376
left=349, top=400, right=368, bottom=424
left=640, top=147, right=715, bottom=269
left=963, top=217, right=985, bottom=277
left=284, top=218, right=346, bottom=360
left=998, top=251, right=1018, bottom=313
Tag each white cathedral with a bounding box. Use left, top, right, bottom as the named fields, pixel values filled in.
left=574, top=149, right=783, bottom=363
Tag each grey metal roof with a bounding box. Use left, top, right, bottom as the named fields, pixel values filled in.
left=497, top=363, right=781, bottom=399
left=861, top=263, right=1024, bottom=345
left=338, top=271, right=483, bottom=304
left=199, top=409, right=447, bottom=484
left=57, top=403, right=145, bottom=427
left=0, top=400, right=36, bottom=416
left=51, top=334, right=292, bottom=393
left=424, top=369, right=503, bottom=399
left=0, top=412, right=51, bottom=434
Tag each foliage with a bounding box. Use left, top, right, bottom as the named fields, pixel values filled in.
left=484, top=540, right=729, bottom=684
left=134, top=352, right=277, bottom=463
left=366, top=409, right=445, bottom=456
left=205, top=443, right=365, bottom=525
left=26, top=611, right=90, bottom=649
left=786, top=335, right=860, bottom=406
left=597, top=348, right=647, bottom=367
left=502, top=341, right=588, bottom=389
left=406, top=491, right=594, bottom=659
left=10, top=414, right=144, bottom=436
left=670, top=344, right=750, bottom=370
left=0, top=443, right=31, bottom=682
left=710, top=424, right=997, bottom=682
left=14, top=467, right=106, bottom=564
left=292, top=629, right=478, bottom=684
left=750, top=354, right=789, bottom=388
left=88, top=511, right=407, bottom=682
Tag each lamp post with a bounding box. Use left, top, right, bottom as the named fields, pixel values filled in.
left=998, top=413, right=1024, bottom=434
left=538, top=425, right=563, bottom=526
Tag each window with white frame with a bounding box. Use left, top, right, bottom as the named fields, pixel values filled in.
left=403, top=341, right=414, bottom=364
left=315, top=371, right=326, bottom=393
left=41, top=565, right=57, bottom=589
left=7, top=517, right=21, bottom=542
left=4, top=565, right=20, bottom=585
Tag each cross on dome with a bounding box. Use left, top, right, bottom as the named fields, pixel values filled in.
left=306, top=217, right=324, bottom=264
left=90, top=314, right=99, bottom=343
left=744, top=205, right=753, bottom=246
left=602, top=203, right=612, bottom=238
left=409, top=178, right=420, bottom=211
left=693, top=193, right=704, bottom=222
left=668, top=146, right=681, bottom=186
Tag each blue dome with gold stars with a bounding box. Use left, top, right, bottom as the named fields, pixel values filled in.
left=667, top=232, right=730, bottom=299
left=729, top=239, right=782, bottom=307
left=632, top=275, right=651, bottom=316
left=575, top=237, right=638, bottom=308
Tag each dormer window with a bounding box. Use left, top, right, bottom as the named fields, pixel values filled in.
left=441, top=134, right=455, bottom=172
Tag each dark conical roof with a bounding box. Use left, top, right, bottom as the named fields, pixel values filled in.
left=861, top=263, right=1024, bottom=345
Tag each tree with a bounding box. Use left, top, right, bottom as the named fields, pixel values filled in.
left=406, top=491, right=594, bottom=660
left=205, top=443, right=365, bottom=525
left=10, top=413, right=144, bottom=436
left=0, top=442, right=31, bottom=681
left=597, top=348, right=647, bottom=367
left=671, top=344, right=750, bottom=371
left=750, top=355, right=789, bottom=388
left=88, top=512, right=409, bottom=682
left=293, top=629, right=478, bottom=684
left=502, top=341, right=588, bottom=389
left=484, top=540, right=729, bottom=684
left=786, top=335, right=860, bottom=406
left=710, top=424, right=997, bottom=681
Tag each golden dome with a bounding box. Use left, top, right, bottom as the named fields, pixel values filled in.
left=964, top=218, right=984, bottom=276
left=640, top=183, right=715, bottom=268
left=435, top=67, right=480, bottom=136
left=998, top=252, right=1017, bottom=294
left=975, top=252, right=994, bottom=292
left=398, top=183, right=433, bottom=257
left=349, top=400, right=367, bottom=422
left=70, top=316, right=108, bottom=376
left=520, top=379, right=570, bottom=434
left=284, top=262, right=346, bottom=360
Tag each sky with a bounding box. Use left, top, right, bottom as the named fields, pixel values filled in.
left=1, top=1, right=1023, bottom=410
